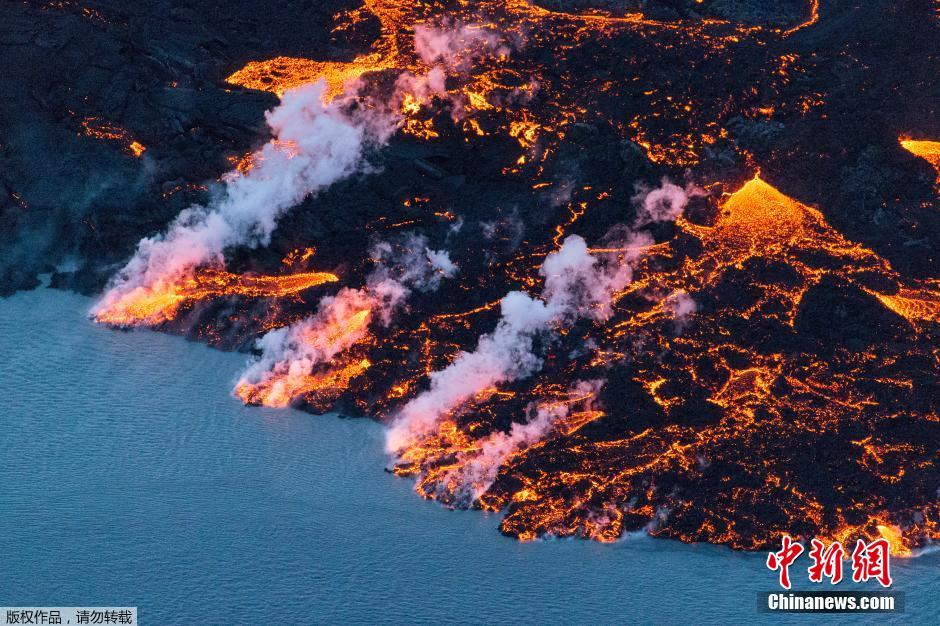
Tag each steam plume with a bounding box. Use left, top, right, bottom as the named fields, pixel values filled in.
left=387, top=234, right=638, bottom=452
left=435, top=379, right=604, bottom=501
left=92, top=81, right=396, bottom=325
left=92, top=21, right=504, bottom=326
left=633, top=178, right=704, bottom=227
left=388, top=178, right=697, bottom=456
left=235, top=235, right=455, bottom=407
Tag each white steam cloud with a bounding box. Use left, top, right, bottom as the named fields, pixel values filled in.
left=235, top=235, right=455, bottom=405
left=387, top=179, right=698, bottom=472
left=92, top=21, right=506, bottom=325
left=92, top=81, right=395, bottom=322
left=433, top=379, right=605, bottom=501
left=386, top=233, right=640, bottom=452
left=633, top=178, right=704, bottom=227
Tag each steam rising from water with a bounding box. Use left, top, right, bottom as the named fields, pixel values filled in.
left=436, top=378, right=605, bottom=501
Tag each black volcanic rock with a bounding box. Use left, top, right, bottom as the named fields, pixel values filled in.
left=2, top=0, right=938, bottom=551
left=0, top=0, right=359, bottom=295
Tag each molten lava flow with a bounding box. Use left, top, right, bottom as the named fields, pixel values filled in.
left=900, top=138, right=940, bottom=183
left=234, top=234, right=457, bottom=410
left=871, top=288, right=940, bottom=325
left=226, top=57, right=394, bottom=100
left=226, top=140, right=299, bottom=177
left=876, top=524, right=912, bottom=557
left=783, top=0, right=820, bottom=36
left=78, top=116, right=146, bottom=157
left=395, top=380, right=606, bottom=505
left=234, top=295, right=376, bottom=408
left=372, top=175, right=937, bottom=550
left=225, top=0, right=414, bottom=98
left=92, top=0, right=940, bottom=553
left=236, top=357, right=372, bottom=408
left=688, top=174, right=816, bottom=257
left=94, top=269, right=339, bottom=327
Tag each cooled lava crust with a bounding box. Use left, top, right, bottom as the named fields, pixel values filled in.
left=2, top=0, right=938, bottom=552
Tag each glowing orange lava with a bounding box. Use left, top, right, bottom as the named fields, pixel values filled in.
left=900, top=138, right=940, bottom=183
left=872, top=288, right=940, bottom=325
left=235, top=307, right=375, bottom=407
left=236, top=358, right=372, bottom=408
left=876, top=524, right=912, bottom=557
left=226, top=57, right=394, bottom=100
left=79, top=116, right=146, bottom=157
left=93, top=0, right=940, bottom=552
left=783, top=0, right=820, bottom=36
left=129, top=141, right=146, bottom=157
left=94, top=269, right=339, bottom=327
left=225, top=0, right=414, bottom=99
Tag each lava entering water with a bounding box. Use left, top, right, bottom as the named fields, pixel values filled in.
left=88, top=0, right=938, bottom=553
left=93, top=268, right=339, bottom=327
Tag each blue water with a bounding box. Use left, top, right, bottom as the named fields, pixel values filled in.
left=1, top=288, right=936, bottom=624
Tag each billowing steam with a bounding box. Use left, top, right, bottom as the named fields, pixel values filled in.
left=235, top=235, right=456, bottom=407
left=387, top=179, right=698, bottom=464
left=633, top=178, right=704, bottom=227
left=386, top=233, right=638, bottom=452
left=91, top=81, right=396, bottom=326
left=92, top=22, right=507, bottom=327
left=432, top=379, right=605, bottom=501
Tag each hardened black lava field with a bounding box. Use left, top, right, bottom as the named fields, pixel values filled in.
left=2, top=0, right=938, bottom=553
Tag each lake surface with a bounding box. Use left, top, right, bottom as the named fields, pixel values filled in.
left=1, top=288, right=936, bottom=624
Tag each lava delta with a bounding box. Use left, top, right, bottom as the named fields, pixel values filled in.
left=2, top=0, right=938, bottom=553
